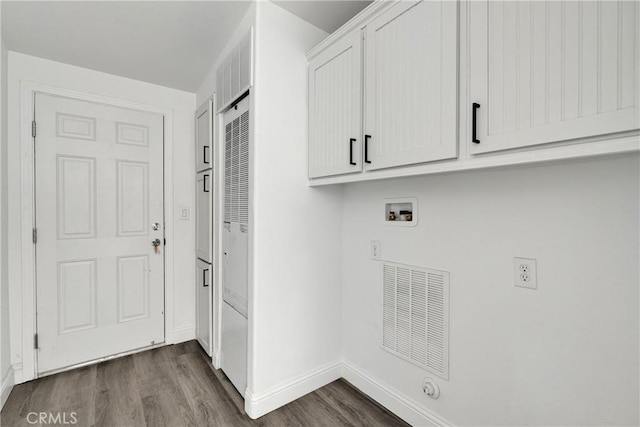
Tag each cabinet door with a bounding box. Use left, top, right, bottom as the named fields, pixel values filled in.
left=196, top=171, right=212, bottom=262
left=364, top=0, right=458, bottom=171
left=196, top=99, right=213, bottom=172
left=196, top=258, right=212, bottom=356
left=469, top=0, right=639, bottom=154
left=308, top=30, right=363, bottom=178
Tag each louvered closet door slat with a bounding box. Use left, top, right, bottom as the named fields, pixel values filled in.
left=231, top=118, right=240, bottom=223
left=224, top=122, right=232, bottom=223
left=238, top=111, right=249, bottom=226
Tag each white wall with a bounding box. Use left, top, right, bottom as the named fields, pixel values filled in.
left=7, top=52, right=196, bottom=382
left=341, top=155, right=639, bottom=426
left=0, top=3, right=15, bottom=409
left=245, top=1, right=344, bottom=417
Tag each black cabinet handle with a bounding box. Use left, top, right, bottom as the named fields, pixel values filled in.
left=203, top=145, right=210, bottom=164
left=203, top=174, right=209, bottom=192
left=349, top=138, right=356, bottom=165
left=364, top=135, right=372, bottom=164
left=203, top=268, right=209, bottom=287
left=472, top=103, right=480, bottom=144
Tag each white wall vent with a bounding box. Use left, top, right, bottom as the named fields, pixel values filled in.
left=223, top=99, right=249, bottom=228
left=217, top=29, right=253, bottom=112
left=382, top=262, right=449, bottom=379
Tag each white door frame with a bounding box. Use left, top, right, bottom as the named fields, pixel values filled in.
left=18, top=81, right=176, bottom=381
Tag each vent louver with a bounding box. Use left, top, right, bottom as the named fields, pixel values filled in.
left=224, top=122, right=232, bottom=223
left=382, top=262, right=449, bottom=379
left=224, top=106, right=249, bottom=228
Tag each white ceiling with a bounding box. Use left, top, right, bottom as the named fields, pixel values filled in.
left=2, top=1, right=254, bottom=92
left=1, top=0, right=371, bottom=93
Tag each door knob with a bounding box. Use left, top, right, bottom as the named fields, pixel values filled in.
left=152, top=238, right=162, bottom=254
left=152, top=222, right=161, bottom=231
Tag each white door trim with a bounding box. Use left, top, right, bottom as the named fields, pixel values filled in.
left=18, top=80, right=176, bottom=382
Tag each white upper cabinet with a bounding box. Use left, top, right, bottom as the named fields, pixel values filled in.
left=307, top=0, right=458, bottom=179
left=364, top=0, right=458, bottom=170
left=308, top=30, right=363, bottom=178
left=469, top=0, right=639, bottom=154
left=196, top=99, right=213, bottom=172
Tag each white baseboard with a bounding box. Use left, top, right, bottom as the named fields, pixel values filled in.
left=10, top=363, right=24, bottom=385
left=1, top=367, right=15, bottom=410
left=244, top=360, right=342, bottom=419
left=341, top=361, right=452, bottom=427
left=211, top=349, right=220, bottom=370
left=170, top=325, right=195, bottom=344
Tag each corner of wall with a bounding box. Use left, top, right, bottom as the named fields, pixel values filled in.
left=244, top=360, right=342, bottom=419
left=247, top=0, right=342, bottom=414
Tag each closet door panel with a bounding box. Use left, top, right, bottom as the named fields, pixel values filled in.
left=196, top=99, right=213, bottom=172
left=308, top=29, right=363, bottom=178
left=196, top=171, right=212, bottom=262
left=469, top=0, right=639, bottom=154
left=364, top=0, right=458, bottom=171
left=196, top=258, right=212, bottom=355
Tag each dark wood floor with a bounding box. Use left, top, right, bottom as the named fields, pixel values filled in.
left=0, top=341, right=409, bottom=427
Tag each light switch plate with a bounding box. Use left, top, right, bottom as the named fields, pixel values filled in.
left=179, top=207, right=190, bottom=220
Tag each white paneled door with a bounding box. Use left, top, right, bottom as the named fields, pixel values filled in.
left=34, top=93, right=165, bottom=374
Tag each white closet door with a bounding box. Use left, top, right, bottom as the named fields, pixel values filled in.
left=196, top=258, right=212, bottom=356
left=308, top=29, right=363, bottom=178
left=469, top=0, right=639, bottom=154
left=364, top=0, right=458, bottom=171
left=221, top=95, right=250, bottom=398
left=196, top=170, right=212, bottom=262
left=195, top=99, right=213, bottom=172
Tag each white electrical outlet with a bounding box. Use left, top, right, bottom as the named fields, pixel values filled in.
left=370, top=241, right=381, bottom=260
left=514, top=257, right=537, bottom=289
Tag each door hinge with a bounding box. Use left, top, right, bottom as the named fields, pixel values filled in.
left=164, top=238, right=166, bottom=246
left=32, top=121, right=36, bottom=138
left=32, top=228, right=37, bottom=244
left=34, top=333, right=39, bottom=349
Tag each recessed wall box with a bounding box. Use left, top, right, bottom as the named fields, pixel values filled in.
left=384, top=197, right=417, bottom=226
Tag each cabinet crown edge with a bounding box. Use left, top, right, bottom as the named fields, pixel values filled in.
left=306, top=0, right=398, bottom=60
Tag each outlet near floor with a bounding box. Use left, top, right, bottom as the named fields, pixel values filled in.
left=514, top=257, right=537, bottom=289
